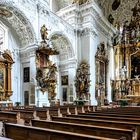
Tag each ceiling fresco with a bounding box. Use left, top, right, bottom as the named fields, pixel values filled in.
left=97, top=0, right=140, bottom=27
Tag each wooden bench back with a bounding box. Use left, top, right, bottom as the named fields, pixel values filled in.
left=52, top=116, right=139, bottom=139
left=4, top=123, right=117, bottom=140
left=31, top=119, right=133, bottom=140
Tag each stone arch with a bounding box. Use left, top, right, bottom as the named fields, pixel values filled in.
left=49, top=32, right=76, bottom=104
left=0, top=1, right=36, bottom=47
left=49, top=32, right=74, bottom=61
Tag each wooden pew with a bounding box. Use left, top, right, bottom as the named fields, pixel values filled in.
left=84, top=105, right=89, bottom=113
left=67, top=114, right=140, bottom=123
left=68, top=106, right=76, bottom=114
left=36, top=109, right=47, bottom=120
left=11, top=110, right=34, bottom=125
left=0, top=111, right=17, bottom=123
left=59, top=106, right=68, bottom=116
left=49, top=108, right=59, bottom=117
left=52, top=116, right=139, bottom=139
left=31, top=119, right=133, bottom=140
left=76, top=106, right=83, bottom=113
left=91, top=110, right=140, bottom=114
left=97, top=107, right=140, bottom=113
left=79, top=112, right=140, bottom=118
left=4, top=123, right=117, bottom=140
left=89, top=105, right=96, bottom=112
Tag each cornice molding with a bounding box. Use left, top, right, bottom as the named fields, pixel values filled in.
left=56, top=1, right=117, bottom=38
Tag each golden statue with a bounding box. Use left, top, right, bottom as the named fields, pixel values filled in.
left=40, top=24, right=48, bottom=42
left=72, top=0, right=89, bottom=5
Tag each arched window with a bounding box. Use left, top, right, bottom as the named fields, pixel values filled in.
left=0, top=22, right=8, bottom=51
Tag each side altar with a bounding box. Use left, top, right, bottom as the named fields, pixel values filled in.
left=0, top=50, right=14, bottom=104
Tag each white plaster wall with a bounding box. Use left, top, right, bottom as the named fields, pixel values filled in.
left=21, top=62, right=30, bottom=105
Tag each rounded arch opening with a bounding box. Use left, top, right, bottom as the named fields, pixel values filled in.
left=50, top=33, right=74, bottom=62
left=0, top=2, right=36, bottom=47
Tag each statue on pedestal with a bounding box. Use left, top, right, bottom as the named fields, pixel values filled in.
left=75, top=61, right=90, bottom=100
left=40, top=24, right=48, bottom=42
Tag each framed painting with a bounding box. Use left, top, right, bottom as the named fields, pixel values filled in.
left=61, top=75, right=68, bottom=85
left=0, top=66, right=5, bottom=92
left=23, top=67, right=30, bottom=82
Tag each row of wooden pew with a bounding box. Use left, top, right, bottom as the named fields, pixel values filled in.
left=0, top=105, right=95, bottom=125
left=1, top=106, right=140, bottom=140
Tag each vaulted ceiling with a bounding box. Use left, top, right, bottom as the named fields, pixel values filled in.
left=97, top=0, right=140, bottom=26
left=55, top=0, right=140, bottom=28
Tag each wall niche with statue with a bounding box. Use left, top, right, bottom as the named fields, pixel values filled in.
left=0, top=50, right=14, bottom=101
left=95, top=43, right=108, bottom=106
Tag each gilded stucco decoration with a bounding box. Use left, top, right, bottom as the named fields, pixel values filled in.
left=0, top=49, right=14, bottom=101
left=36, top=25, right=59, bottom=100
left=75, top=60, right=91, bottom=100
left=96, top=0, right=140, bottom=26
left=0, top=7, right=12, bottom=17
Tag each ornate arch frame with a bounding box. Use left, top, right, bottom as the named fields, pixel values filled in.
left=49, top=32, right=74, bottom=57
left=49, top=32, right=76, bottom=103
left=0, top=2, right=37, bottom=47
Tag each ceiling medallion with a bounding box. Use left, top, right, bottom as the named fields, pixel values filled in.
left=0, top=8, right=12, bottom=18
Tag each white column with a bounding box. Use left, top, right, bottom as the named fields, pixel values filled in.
left=80, top=28, right=98, bottom=105
left=107, top=46, right=114, bottom=102
left=89, top=34, right=98, bottom=105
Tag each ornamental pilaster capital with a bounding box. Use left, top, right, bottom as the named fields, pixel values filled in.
left=80, top=27, right=97, bottom=37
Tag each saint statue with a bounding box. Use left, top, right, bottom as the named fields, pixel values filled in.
left=40, top=24, right=48, bottom=42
